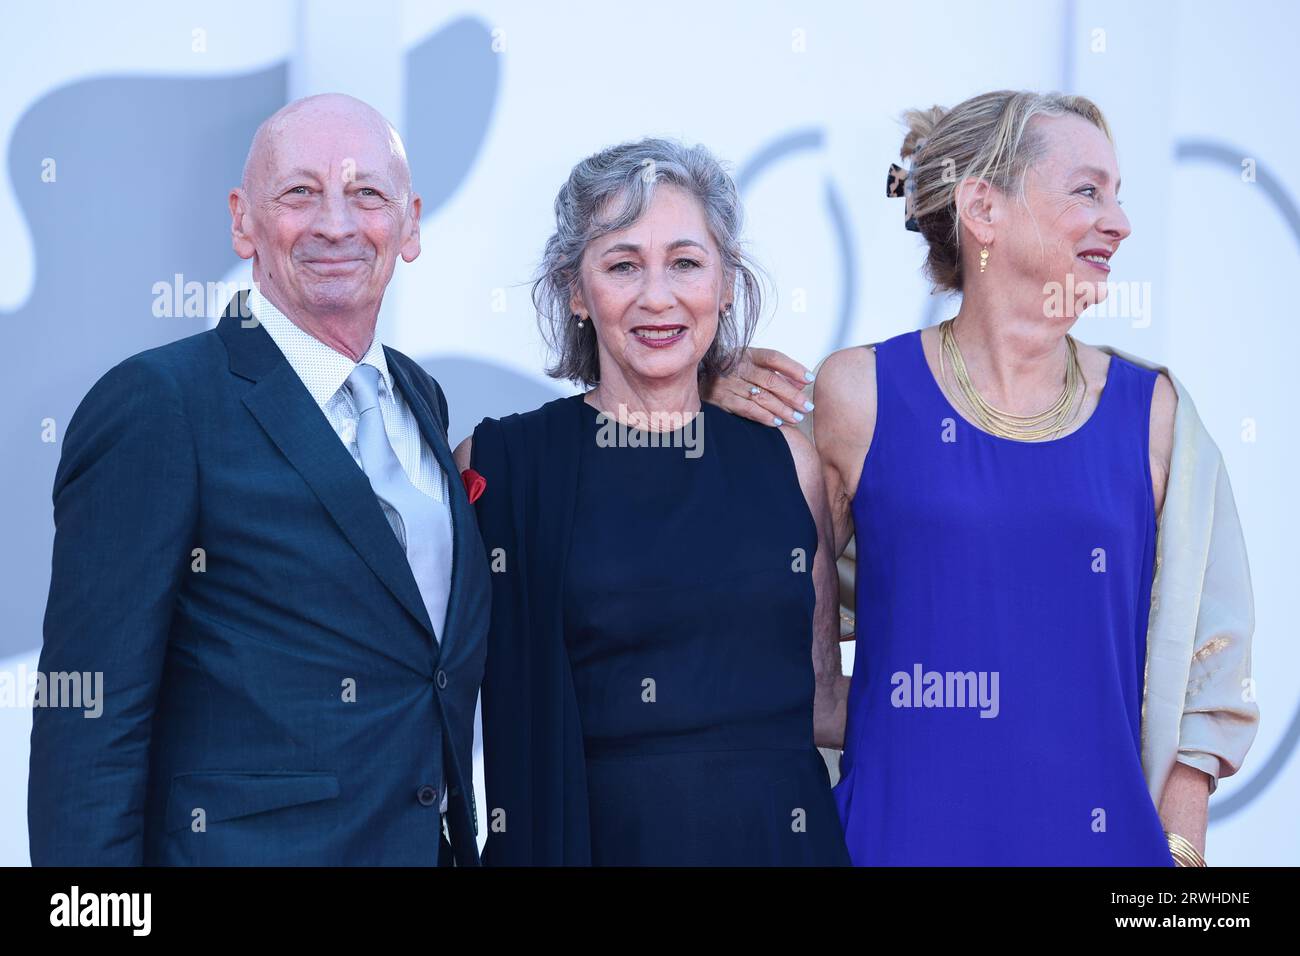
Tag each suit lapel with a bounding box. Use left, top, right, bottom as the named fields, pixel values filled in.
left=217, top=295, right=438, bottom=645
left=385, top=349, right=470, bottom=657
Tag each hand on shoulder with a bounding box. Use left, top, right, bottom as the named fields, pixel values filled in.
left=703, top=347, right=815, bottom=426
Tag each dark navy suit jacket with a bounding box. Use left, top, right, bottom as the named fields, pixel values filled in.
left=29, top=293, right=489, bottom=865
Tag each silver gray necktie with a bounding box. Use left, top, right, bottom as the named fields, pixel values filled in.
left=346, top=363, right=452, bottom=642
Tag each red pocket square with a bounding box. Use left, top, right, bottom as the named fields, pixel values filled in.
left=460, top=467, right=487, bottom=504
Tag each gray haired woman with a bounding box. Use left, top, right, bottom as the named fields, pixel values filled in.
left=454, top=138, right=851, bottom=866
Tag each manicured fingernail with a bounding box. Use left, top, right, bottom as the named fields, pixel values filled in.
left=773, top=417, right=784, bottom=426
left=804, top=401, right=815, bottom=412
left=791, top=411, right=805, bottom=422
left=804, top=371, right=815, bottom=382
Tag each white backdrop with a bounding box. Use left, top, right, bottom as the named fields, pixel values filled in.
left=1, top=0, right=1295, bottom=865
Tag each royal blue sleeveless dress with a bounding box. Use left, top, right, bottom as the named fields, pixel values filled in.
left=564, top=398, right=851, bottom=866
left=833, top=330, right=1175, bottom=865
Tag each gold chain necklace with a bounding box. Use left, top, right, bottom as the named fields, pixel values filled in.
left=938, top=317, right=1085, bottom=441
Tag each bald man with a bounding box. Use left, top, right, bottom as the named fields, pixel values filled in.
left=28, top=95, right=490, bottom=866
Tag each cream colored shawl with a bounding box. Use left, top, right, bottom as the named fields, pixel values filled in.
left=818, top=344, right=1259, bottom=807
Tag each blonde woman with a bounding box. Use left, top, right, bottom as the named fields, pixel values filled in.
left=711, top=91, right=1258, bottom=865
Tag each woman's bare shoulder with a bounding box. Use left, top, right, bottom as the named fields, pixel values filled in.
left=814, top=344, right=877, bottom=421
left=818, top=343, right=876, bottom=381
left=811, top=344, right=879, bottom=486
left=775, top=421, right=819, bottom=478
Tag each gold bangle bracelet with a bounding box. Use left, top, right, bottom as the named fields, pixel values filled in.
left=1165, top=830, right=1207, bottom=867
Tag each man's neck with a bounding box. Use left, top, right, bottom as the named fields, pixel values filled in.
left=255, top=282, right=379, bottom=362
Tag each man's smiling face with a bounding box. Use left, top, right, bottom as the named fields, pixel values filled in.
left=230, top=94, right=422, bottom=321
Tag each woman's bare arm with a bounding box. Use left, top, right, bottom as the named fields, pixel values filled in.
left=1149, top=371, right=1177, bottom=518
left=809, top=346, right=878, bottom=557
left=777, top=424, right=848, bottom=750
left=1158, top=761, right=1212, bottom=858
left=1148, top=371, right=1210, bottom=859
left=453, top=436, right=473, bottom=474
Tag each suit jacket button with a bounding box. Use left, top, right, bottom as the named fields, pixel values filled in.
left=435, top=669, right=448, bottom=689
left=417, top=785, right=438, bottom=807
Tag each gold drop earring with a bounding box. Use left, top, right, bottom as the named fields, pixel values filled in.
left=979, top=247, right=989, bottom=274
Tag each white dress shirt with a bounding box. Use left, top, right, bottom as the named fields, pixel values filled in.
left=247, top=288, right=453, bottom=815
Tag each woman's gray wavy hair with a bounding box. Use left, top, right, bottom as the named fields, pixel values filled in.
left=533, top=137, right=763, bottom=387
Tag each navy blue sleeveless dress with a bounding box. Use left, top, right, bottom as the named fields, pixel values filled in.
left=833, top=330, right=1175, bottom=865
left=564, top=398, right=850, bottom=866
